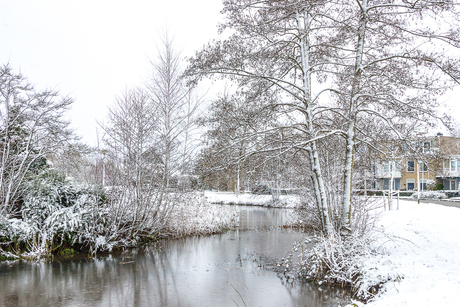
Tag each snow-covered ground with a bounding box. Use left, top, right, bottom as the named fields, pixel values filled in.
left=204, top=191, right=300, bottom=208
left=353, top=199, right=460, bottom=306
left=202, top=192, right=460, bottom=305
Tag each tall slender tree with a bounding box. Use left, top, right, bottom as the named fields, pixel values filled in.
left=338, top=0, right=460, bottom=232
left=148, top=33, right=203, bottom=190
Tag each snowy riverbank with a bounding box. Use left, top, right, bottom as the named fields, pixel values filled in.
left=351, top=199, right=460, bottom=306
left=204, top=191, right=300, bottom=208
left=0, top=192, right=240, bottom=260
left=207, top=191, right=460, bottom=305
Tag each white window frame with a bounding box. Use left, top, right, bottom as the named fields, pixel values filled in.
left=383, top=161, right=390, bottom=173
left=420, top=179, right=429, bottom=191
left=423, top=141, right=431, bottom=153
left=383, top=161, right=400, bottom=173
left=451, top=160, right=458, bottom=171
left=443, top=159, right=459, bottom=172
left=407, top=160, right=415, bottom=172
left=419, top=162, right=428, bottom=172
left=406, top=179, right=415, bottom=190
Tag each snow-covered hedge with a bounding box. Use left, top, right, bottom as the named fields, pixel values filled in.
left=410, top=191, right=447, bottom=200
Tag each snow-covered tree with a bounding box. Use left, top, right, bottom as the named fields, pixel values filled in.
left=100, top=87, right=170, bottom=239
left=147, top=33, right=203, bottom=190
left=336, top=0, right=460, bottom=232
left=196, top=90, right=278, bottom=193
left=0, top=64, right=75, bottom=216
left=187, top=0, right=341, bottom=234
left=187, top=0, right=460, bottom=236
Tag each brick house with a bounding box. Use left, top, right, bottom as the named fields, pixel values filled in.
left=373, top=134, right=460, bottom=191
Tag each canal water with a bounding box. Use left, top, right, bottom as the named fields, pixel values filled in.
left=0, top=206, right=349, bottom=306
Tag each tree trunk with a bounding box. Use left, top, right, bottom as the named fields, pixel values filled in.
left=341, top=0, right=368, bottom=234
left=298, top=10, right=333, bottom=235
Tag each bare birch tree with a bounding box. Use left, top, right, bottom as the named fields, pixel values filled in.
left=337, top=0, right=460, bottom=233
left=186, top=0, right=348, bottom=235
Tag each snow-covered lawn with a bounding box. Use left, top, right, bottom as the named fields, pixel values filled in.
left=353, top=200, right=460, bottom=306
left=204, top=191, right=300, bottom=208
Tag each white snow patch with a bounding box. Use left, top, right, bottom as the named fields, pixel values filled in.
left=165, top=202, right=239, bottom=236
left=409, top=191, right=447, bottom=200
left=204, top=191, right=300, bottom=208
left=350, top=200, right=460, bottom=306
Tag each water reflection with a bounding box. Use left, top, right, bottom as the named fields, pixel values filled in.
left=0, top=206, right=349, bottom=306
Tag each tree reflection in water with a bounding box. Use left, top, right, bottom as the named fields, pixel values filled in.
left=0, top=206, right=351, bottom=306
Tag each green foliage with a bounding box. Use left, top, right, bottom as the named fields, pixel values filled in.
left=22, top=169, right=106, bottom=226
left=0, top=168, right=109, bottom=259
left=59, top=247, right=77, bottom=256
left=435, top=183, right=444, bottom=191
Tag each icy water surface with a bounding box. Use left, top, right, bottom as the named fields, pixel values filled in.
left=0, top=206, right=349, bottom=306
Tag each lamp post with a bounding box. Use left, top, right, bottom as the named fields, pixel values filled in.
left=101, top=149, right=108, bottom=186
left=417, top=160, right=421, bottom=204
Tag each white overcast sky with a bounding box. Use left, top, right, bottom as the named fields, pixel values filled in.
left=0, top=0, right=224, bottom=146
left=1, top=0, right=459, bottom=146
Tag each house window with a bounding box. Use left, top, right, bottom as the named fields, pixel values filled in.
left=423, top=141, right=431, bottom=153
left=444, top=160, right=450, bottom=169
left=443, top=159, right=459, bottom=171
left=420, top=179, right=427, bottom=191
left=451, top=160, right=458, bottom=171
left=383, top=161, right=400, bottom=173
left=419, top=162, right=428, bottom=172
left=407, top=160, right=414, bottom=172
left=383, top=162, right=390, bottom=173
left=384, top=178, right=401, bottom=190
left=407, top=179, right=415, bottom=190
left=443, top=179, right=455, bottom=190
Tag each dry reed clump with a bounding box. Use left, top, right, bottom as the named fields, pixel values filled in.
left=284, top=196, right=400, bottom=301
left=161, top=193, right=239, bottom=238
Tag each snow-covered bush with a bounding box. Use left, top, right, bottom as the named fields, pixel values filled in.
left=1, top=171, right=240, bottom=260
left=284, top=229, right=400, bottom=301
left=43, top=201, right=112, bottom=251
left=0, top=169, right=108, bottom=259
left=285, top=197, right=389, bottom=300
left=426, top=180, right=437, bottom=191
left=163, top=193, right=239, bottom=237
left=410, top=191, right=447, bottom=200
left=0, top=216, right=37, bottom=243
left=22, top=170, right=105, bottom=225
left=102, top=191, right=239, bottom=245
left=285, top=233, right=367, bottom=286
